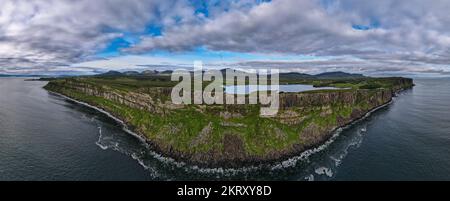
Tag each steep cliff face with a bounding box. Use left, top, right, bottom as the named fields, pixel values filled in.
left=45, top=79, right=175, bottom=114
left=44, top=78, right=413, bottom=167
left=280, top=89, right=392, bottom=108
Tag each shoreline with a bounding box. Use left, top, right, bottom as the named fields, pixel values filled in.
left=45, top=87, right=410, bottom=169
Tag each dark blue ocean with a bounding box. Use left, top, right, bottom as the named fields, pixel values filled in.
left=0, top=78, right=449, bottom=181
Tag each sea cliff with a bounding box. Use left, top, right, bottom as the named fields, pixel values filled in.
left=44, top=77, right=413, bottom=167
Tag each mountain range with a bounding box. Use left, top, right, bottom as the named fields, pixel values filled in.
left=97, top=69, right=365, bottom=79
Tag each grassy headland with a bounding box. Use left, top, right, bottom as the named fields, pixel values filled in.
left=43, top=71, right=413, bottom=167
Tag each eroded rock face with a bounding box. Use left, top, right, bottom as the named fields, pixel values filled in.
left=191, top=122, right=213, bottom=146
left=279, top=89, right=393, bottom=109
left=336, top=115, right=348, bottom=126
left=222, top=134, right=246, bottom=161
left=300, top=123, right=323, bottom=144
left=350, top=109, right=364, bottom=119
left=276, top=110, right=305, bottom=125
left=54, top=80, right=177, bottom=114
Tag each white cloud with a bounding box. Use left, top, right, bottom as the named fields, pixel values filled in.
left=125, top=0, right=450, bottom=75
left=0, top=0, right=194, bottom=71
left=2, top=0, right=450, bottom=76
left=72, top=55, right=191, bottom=71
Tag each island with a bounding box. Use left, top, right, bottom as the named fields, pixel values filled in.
left=43, top=70, right=414, bottom=167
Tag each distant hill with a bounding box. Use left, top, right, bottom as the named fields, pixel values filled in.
left=279, top=72, right=314, bottom=79
left=123, top=71, right=140, bottom=76
left=97, top=70, right=123, bottom=76
left=94, top=69, right=365, bottom=80
left=159, top=70, right=173, bottom=75
left=96, top=70, right=173, bottom=77
left=314, top=71, right=365, bottom=79
left=141, top=70, right=158, bottom=75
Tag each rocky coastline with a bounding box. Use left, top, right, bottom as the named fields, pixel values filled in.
left=44, top=78, right=413, bottom=168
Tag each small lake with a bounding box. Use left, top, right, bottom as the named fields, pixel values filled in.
left=224, top=84, right=343, bottom=94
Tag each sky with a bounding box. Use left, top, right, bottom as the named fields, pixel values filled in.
left=1, top=0, right=450, bottom=76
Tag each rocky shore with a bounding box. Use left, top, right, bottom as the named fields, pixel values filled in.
left=44, top=77, right=413, bottom=168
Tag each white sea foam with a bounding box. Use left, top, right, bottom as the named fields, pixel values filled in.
left=95, top=126, right=108, bottom=150
left=315, top=167, right=333, bottom=177
left=304, top=174, right=315, bottom=181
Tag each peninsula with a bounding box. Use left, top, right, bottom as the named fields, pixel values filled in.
left=43, top=71, right=413, bottom=167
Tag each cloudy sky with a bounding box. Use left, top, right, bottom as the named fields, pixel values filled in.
left=1, top=0, right=450, bottom=76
